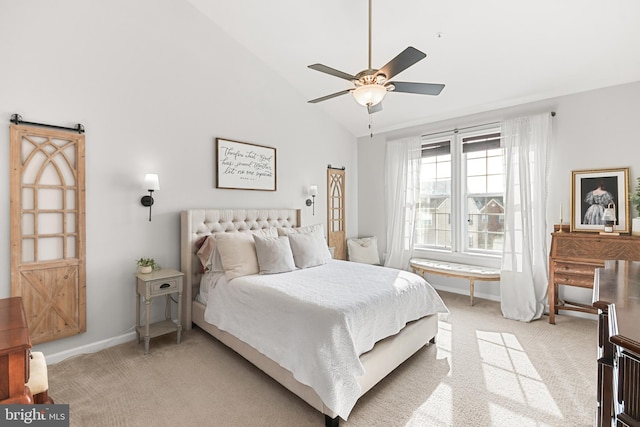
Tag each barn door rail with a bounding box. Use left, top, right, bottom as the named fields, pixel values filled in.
left=10, top=113, right=85, bottom=134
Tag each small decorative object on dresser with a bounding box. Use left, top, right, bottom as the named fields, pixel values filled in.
left=633, top=217, right=640, bottom=237
left=630, top=176, right=640, bottom=236
left=135, top=268, right=183, bottom=354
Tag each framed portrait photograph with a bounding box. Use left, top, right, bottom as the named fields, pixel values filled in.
left=215, top=138, right=276, bottom=191
left=571, top=167, right=630, bottom=233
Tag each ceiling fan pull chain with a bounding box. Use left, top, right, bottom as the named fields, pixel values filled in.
left=369, top=112, right=374, bottom=138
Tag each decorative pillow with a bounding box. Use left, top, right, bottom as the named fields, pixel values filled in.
left=196, top=235, right=224, bottom=273
left=277, top=223, right=323, bottom=236
left=195, top=235, right=209, bottom=250
left=215, top=232, right=259, bottom=280
left=347, top=236, right=380, bottom=264
left=195, top=235, right=211, bottom=269
left=251, top=227, right=278, bottom=238
left=288, top=232, right=332, bottom=269
left=253, top=234, right=296, bottom=274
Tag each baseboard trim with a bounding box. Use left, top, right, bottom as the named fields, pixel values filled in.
left=431, top=284, right=598, bottom=322
left=45, top=331, right=137, bottom=365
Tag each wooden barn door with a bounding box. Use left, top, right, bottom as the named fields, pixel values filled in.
left=10, top=124, right=86, bottom=344
left=327, top=167, right=346, bottom=260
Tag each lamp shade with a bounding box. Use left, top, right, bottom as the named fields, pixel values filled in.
left=309, top=185, right=318, bottom=197
left=144, top=173, right=160, bottom=191
left=352, top=84, right=387, bottom=107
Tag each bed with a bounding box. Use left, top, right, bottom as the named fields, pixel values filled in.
left=180, top=208, right=448, bottom=426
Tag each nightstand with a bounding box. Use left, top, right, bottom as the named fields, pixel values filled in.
left=135, top=268, right=184, bottom=354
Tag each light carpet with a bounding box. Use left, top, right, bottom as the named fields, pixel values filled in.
left=47, top=291, right=597, bottom=427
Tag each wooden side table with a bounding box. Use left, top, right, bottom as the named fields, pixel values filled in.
left=135, top=268, right=184, bottom=354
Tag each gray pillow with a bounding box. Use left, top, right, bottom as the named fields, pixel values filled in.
left=288, top=232, right=331, bottom=269
left=253, top=234, right=296, bottom=274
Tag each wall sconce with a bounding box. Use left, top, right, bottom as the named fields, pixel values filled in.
left=306, top=185, right=318, bottom=216
left=140, top=173, right=160, bottom=222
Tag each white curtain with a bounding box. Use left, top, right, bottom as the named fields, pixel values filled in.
left=500, top=113, right=552, bottom=322
left=384, top=137, right=421, bottom=270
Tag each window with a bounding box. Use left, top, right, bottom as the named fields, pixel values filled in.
left=415, top=128, right=504, bottom=257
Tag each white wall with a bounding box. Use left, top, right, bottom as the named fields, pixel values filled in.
left=0, top=0, right=357, bottom=359
left=358, top=81, right=640, bottom=305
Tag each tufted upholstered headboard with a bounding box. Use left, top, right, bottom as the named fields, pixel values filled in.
left=180, top=208, right=301, bottom=329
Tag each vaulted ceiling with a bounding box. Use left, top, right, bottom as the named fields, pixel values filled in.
left=188, top=0, right=640, bottom=137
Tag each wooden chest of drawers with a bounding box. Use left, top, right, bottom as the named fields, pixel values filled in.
left=548, top=232, right=640, bottom=324
left=593, top=260, right=640, bottom=427
left=0, top=297, right=32, bottom=404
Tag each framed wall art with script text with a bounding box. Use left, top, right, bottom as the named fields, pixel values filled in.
left=215, top=138, right=276, bottom=191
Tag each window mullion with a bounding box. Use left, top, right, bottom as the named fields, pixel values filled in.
left=451, top=133, right=463, bottom=253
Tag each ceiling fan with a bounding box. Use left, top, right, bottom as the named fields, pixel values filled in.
left=307, top=0, right=445, bottom=114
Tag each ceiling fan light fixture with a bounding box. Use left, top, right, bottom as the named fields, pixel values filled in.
left=352, top=84, right=387, bottom=107
left=307, top=0, right=445, bottom=115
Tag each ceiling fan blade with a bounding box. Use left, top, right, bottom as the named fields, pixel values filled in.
left=389, top=82, right=445, bottom=96
left=377, top=47, right=426, bottom=81
left=308, top=89, right=352, bottom=104
left=308, top=64, right=357, bottom=81
left=367, top=103, right=383, bottom=114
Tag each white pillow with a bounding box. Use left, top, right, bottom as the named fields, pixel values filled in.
left=277, top=223, right=324, bottom=236
left=251, top=227, right=278, bottom=238
left=288, top=232, right=332, bottom=269
left=253, top=235, right=296, bottom=274
left=215, top=232, right=259, bottom=280
left=347, top=236, right=380, bottom=264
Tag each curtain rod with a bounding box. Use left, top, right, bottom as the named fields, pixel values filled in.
left=421, top=111, right=556, bottom=139
left=10, top=113, right=85, bottom=134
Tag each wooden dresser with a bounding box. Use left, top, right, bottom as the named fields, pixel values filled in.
left=0, top=296, right=33, bottom=404
left=593, top=260, right=640, bottom=427
left=548, top=232, right=640, bottom=324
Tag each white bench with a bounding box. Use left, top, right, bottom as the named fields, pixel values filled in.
left=410, top=258, right=500, bottom=306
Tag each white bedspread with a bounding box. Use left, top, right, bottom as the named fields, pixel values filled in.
left=202, top=260, right=448, bottom=419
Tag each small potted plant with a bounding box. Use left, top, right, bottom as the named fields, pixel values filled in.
left=136, top=257, right=159, bottom=274
left=630, top=177, right=640, bottom=236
